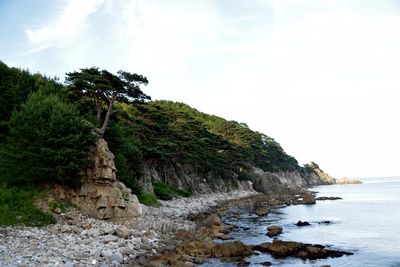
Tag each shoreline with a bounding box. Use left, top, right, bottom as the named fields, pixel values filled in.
left=0, top=187, right=348, bottom=266
left=0, top=189, right=260, bottom=266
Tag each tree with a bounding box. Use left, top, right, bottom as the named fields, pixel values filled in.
left=0, top=91, right=93, bottom=185
left=65, top=68, right=150, bottom=135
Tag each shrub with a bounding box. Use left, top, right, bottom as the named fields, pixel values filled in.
left=138, top=193, right=161, bottom=207
left=105, top=122, right=143, bottom=195
left=0, top=91, right=94, bottom=186
left=153, top=181, right=192, bottom=200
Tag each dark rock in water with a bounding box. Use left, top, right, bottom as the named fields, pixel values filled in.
left=316, top=196, right=342, bottom=201
left=266, top=225, right=283, bottom=237
left=296, top=221, right=311, bottom=226
left=320, top=220, right=332, bottom=224
left=241, top=227, right=250, bottom=231
left=260, top=261, right=272, bottom=266
left=253, top=240, right=353, bottom=260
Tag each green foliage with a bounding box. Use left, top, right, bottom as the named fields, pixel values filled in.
left=0, top=91, right=94, bottom=186
left=0, top=184, right=55, bottom=226
left=105, top=122, right=143, bottom=195
left=48, top=200, right=77, bottom=213
left=116, top=100, right=300, bottom=188
left=138, top=193, right=161, bottom=207
left=0, top=61, right=303, bottom=200
left=65, top=67, right=150, bottom=135
left=153, top=181, right=192, bottom=200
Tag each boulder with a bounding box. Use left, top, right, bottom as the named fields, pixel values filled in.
left=296, top=221, right=311, bottom=226
left=302, top=193, right=316, bottom=204
left=211, top=241, right=253, bottom=258
left=266, top=225, right=283, bottom=237
left=198, top=214, right=226, bottom=238
left=176, top=240, right=216, bottom=257
left=255, top=207, right=269, bottom=217
left=115, top=225, right=130, bottom=239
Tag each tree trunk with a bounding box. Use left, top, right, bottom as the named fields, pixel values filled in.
left=97, top=94, right=116, bottom=136
left=95, top=98, right=102, bottom=123
left=96, top=107, right=102, bottom=122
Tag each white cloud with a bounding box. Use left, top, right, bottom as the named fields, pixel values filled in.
left=25, top=0, right=104, bottom=49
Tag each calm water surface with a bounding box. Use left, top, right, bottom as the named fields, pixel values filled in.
left=202, top=177, right=400, bottom=267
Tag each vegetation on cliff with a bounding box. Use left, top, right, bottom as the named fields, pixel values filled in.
left=0, top=61, right=306, bottom=224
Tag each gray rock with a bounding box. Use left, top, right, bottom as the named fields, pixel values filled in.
left=90, top=248, right=101, bottom=257
left=103, top=225, right=115, bottom=235
left=101, top=249, right=113, bottom=258
left=103, top=234, right=119, bottom=244
left=120, top=247, right=133, bottom=255
left=115, top=226, right=130, bottom=239
left=110, top=252, right=124, bottom=264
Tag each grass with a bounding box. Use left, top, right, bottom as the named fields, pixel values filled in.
left=138, top=192, right=161, bottom=207
left=153, top=181, right=192, bottom=201
left=0, top=184, right=55, bottom=226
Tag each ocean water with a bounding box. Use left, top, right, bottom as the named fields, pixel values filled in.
left=202, top=177, right=400, bottom=267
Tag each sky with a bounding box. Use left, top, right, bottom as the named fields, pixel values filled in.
left=1, top=0, right=400, bottom=178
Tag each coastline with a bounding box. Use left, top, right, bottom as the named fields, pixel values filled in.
left=0, top=190, right=259, bottom=266
left=0, top=186, right=352, bottom=266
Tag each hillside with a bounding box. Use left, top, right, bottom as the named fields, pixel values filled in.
left=0, top=62, right=334, bottom=225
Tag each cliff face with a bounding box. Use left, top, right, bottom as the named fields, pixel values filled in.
left=141, top=160, right=334, bottom=195
left=141, top=160, right=253, bottom=194
left=249, top=166, right=335, bottom=194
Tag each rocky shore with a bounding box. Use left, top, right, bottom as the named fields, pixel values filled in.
left=0, top=190, right=259, bottom=267
left=0, top=186, right=353, bottom=267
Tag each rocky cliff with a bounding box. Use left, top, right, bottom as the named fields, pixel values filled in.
left=141, top=160, right=253, bottom=194
left=250, top=165, right=335, bottom=194
left=141, top=160, right=334, bottom=195
left=54, top=139, right=143, bottom=224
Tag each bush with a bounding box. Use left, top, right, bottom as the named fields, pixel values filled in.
left=153, top=181, right=192, bottom=200
left=105, top=122, right=144, bottom=195
left=0, top=92, right=94, bottom=186
left=0, top=184, right=55, bottom=226
left=138, top=193, right=161, bottom=207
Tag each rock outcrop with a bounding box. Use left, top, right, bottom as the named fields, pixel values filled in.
left=250, top=164, right=335, bottom=194
left=142, top=160, right=253, bottom=194
left=253, top=240, right=353, bottom=260
left=55, top=139, right=142, bottom=224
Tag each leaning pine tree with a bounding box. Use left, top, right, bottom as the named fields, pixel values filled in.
left=65, top=68, right=150, bottom=135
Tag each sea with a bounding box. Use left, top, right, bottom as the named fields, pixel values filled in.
left=201, top=176, right=400, bottom=267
